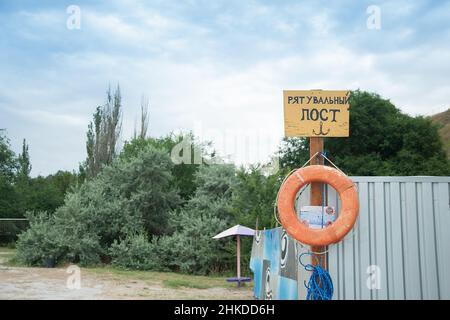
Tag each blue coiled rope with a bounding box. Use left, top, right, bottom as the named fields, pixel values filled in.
left=299, top=252, right=334, bottom=300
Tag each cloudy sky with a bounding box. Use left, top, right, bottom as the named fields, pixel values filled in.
left=1, top=0, right=449, bottom=176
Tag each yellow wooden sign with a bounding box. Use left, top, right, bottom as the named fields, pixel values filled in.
left=283, top=90, right=350, bottom=137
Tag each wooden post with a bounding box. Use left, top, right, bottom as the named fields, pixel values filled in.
left=309, top=137, right=327, bottom=269
left=236, top=235, right=241, bottom=280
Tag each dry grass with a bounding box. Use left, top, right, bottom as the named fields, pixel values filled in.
left=86, top=266, right=251, bottom=290
left=0, top=247, right=254, bottom=300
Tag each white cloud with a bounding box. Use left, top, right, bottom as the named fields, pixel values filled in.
left=1, top=1, right=449, bottom=175
left=4, top=108, right=87, bottom=127
left=17, top=9, right=62, bottom=26
left=84, top=12, right=144, bottom=42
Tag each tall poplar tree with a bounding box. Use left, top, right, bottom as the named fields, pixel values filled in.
left=85, top=84, right=123, bottom=178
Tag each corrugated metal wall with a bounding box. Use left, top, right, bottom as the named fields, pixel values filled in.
left=297, top=177, right=450, bottom=300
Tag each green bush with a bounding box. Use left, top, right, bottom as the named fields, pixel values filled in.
left=156, top=165, right=237, bottom=275
left=15, top=149, right=259, bottom=275
left=16, top=145, right=178, bottom=267
left=159, top=210, right=234, bottom=274
left=16, top=211, right=65, bottom=266
left=109, top=234, right=161, bottom=270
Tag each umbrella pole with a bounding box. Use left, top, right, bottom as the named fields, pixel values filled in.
left=237, top=235, right=241, bottom=286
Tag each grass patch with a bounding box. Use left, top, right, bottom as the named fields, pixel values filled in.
left=0, top=247, right=21, bottom=267
left=3, top=256, right=21, bottom=267
left=163, top=278, right=211, bottom=289
left=86, top=266, right=252, bottom=290
left=0, top=247, right=16, bottom=254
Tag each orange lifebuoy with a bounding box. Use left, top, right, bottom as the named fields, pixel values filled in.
left=277, top=165, right=359, bottom=246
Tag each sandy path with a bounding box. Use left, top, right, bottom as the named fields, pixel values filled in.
left=0, top=253, right=253, bottom=300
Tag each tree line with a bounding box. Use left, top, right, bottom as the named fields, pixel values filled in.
left=0, top=135, right=78, bottom=243
left=1, top=88, right=448, bottom=275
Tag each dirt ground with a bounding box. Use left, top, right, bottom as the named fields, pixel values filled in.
left=0, top=251, right=254, bottom=300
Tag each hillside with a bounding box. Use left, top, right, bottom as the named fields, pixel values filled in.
left=431, top=109, right=450, bottom=159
